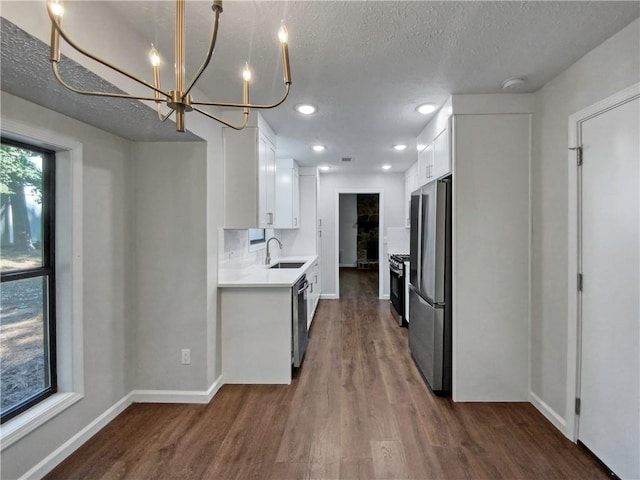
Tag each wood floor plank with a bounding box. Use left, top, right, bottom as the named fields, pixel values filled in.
left=370, top=439, right=409, bottom=479
left=45, top=269, right=610, bottom=480
left=339, top=458, right=375, bottom=480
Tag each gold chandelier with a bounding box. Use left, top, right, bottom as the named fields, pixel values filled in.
left=46, top=0, right=291, bottom=132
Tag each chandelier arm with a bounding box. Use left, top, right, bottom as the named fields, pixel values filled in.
left=161, top=107, right=176, bottom=123
left=192, top=107, right=249, bottom=130
left=48, top=10, right=171, bottom=99
left=156, top=102, right=176, bottom=123
left=51, top=61, right=162, bottom=102
left=191, top=84, right=291, bottom=109
left=183, top=7, right=221, bottom=99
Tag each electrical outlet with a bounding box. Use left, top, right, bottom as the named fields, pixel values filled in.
left=181, top=348, right=191, bottom=365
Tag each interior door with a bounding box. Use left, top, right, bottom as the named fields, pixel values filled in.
left=578, top=95, right=639, bottom=479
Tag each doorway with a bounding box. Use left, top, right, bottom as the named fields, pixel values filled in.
left=336, top=192, right=382, bottom=299
left=567, top=84, right=639, bottom=478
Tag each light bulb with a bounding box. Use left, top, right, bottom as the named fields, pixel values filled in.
left=278, top=24, right=288, bottom=44
left=49, top=0, right=64, bottom=17
left=242, top=63, right=252, bottom=82
left=149, top=45, right=161, bottom=67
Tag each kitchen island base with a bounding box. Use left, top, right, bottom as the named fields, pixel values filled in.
left=221, top=287, right=293, bottom=384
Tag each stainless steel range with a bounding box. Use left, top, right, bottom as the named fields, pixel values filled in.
left=389, top=254, right=410, bottom=326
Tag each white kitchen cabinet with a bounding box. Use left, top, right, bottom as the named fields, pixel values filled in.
left=223, top=113, right=277, bottom=228
left=432, top=124, right=451, bottom=180
left=221, top=286, right=292, bottom=384
left=275, top=158, right=300, bottom=229
left=306, top=258, right=321, bottom=328
left=417, top=143, right=434, bottom=187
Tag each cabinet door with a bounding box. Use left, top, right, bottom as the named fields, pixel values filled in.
left=417, top=144, right=434, bottom=187
left=265, top=138, right=276, bottom=226
left=259, top=132, right=276, bottom=227
left=293, top=166, right=300, bottom=228
left=433, top=126, right=450, bottom=179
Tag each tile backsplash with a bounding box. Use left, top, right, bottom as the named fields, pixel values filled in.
left=220, top=228, right=279, bottom=266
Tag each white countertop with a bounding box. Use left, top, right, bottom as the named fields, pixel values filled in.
left=218, top=256, right=318, bottom=288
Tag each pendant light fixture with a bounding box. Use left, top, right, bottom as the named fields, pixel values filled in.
left=46, top=0, right=292, bottom=132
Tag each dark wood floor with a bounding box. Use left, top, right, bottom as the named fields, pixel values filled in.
left=46, top=269, right=607, bottom=479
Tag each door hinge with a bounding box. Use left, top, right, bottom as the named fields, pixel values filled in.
left=577, top=273, right=583, bottom=292
left=575, top=397, right=581, bottom=415
left=570, top=146, right=583, bottom=166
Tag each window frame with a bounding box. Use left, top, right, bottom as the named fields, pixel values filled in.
left=1, top=137, right=57, bottom=424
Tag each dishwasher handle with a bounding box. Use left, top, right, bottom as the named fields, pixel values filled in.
left=297, top=280, right=310, bottom=294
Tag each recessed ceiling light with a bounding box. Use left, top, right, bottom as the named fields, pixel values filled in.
left=312, top=144, right=326, bottom=152
left=393, top=144, right=407, bottom=151
left=382, top=165, right=391, bottom=170
left=416, top=144, right=426, bottom=151
left=502, top=77, right=525, bottom=90
left=416, top=103, right=437, bottom=115
left=295, top=104, right=317, bottom=115
left=319, top=165, right=330, bottom=171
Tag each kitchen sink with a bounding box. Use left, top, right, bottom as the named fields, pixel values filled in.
left=269, top=262, right=305, bottom=269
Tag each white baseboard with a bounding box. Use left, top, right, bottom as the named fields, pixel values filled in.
left=19, top=375, right=225, bottom=480
left=320, top=293, right=338, bottom=300
left=20, top=393, right=133, bottom=480
left=381, top=294, right=390, bottom=300
left=529, top=391, right=567, bottom=437
left=131, top=375, right=224, bottom=404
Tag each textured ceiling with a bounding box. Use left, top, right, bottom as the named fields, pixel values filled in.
left=2, top=2, right=639, bottom=172
left=0, top=18, right=201, bottom=142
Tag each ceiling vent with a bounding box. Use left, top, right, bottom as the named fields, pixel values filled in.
left=341, top=157, right=353, bottom=162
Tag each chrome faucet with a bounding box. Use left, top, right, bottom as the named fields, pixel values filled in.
left=265, top=237, right=283, bottom=265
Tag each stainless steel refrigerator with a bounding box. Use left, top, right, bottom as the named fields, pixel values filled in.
left=409, top=176, right=452, bottom=396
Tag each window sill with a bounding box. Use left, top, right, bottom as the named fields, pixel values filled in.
left=0, top=392, right=83, bottom=451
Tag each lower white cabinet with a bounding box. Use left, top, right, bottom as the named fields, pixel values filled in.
left=221, top=287, right=293, bottom=384
left=306, top=259, right=321, bottom=328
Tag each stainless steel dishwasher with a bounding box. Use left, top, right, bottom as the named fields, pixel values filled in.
left=292, top=275, right=309, bottom=367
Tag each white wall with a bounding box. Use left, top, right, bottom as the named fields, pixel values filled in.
left=0, top=92, right=132, bottom=480
left=131, top=142, right=208, bottom=391
left=531, top=19, right=640, bottom=424
left=339, top=194, right=358, bottom=266
left=319, top=173, right=405, bottom=298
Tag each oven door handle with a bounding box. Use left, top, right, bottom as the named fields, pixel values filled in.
left=390, top=265, right=404, bottom=276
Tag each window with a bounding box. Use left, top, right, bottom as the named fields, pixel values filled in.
left=248, top=228, right=266, bottom=246
left=1, top=138, right=56, bottom=424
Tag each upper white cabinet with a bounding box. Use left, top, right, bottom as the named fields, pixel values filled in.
left=275, top=158, right=300, bottom=229
left=223, top=113, right=277, bottom=228
left=432, top=125, right=451, bottom=180
left=416, top=124, right=451, bottom=190
left=417, top=143, right=434, bottom=185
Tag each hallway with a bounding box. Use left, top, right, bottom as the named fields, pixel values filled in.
left=47, top=271, right=607, bottom=479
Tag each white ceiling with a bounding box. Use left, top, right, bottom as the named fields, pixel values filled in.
left=3, top=1, right=640, bottom=173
